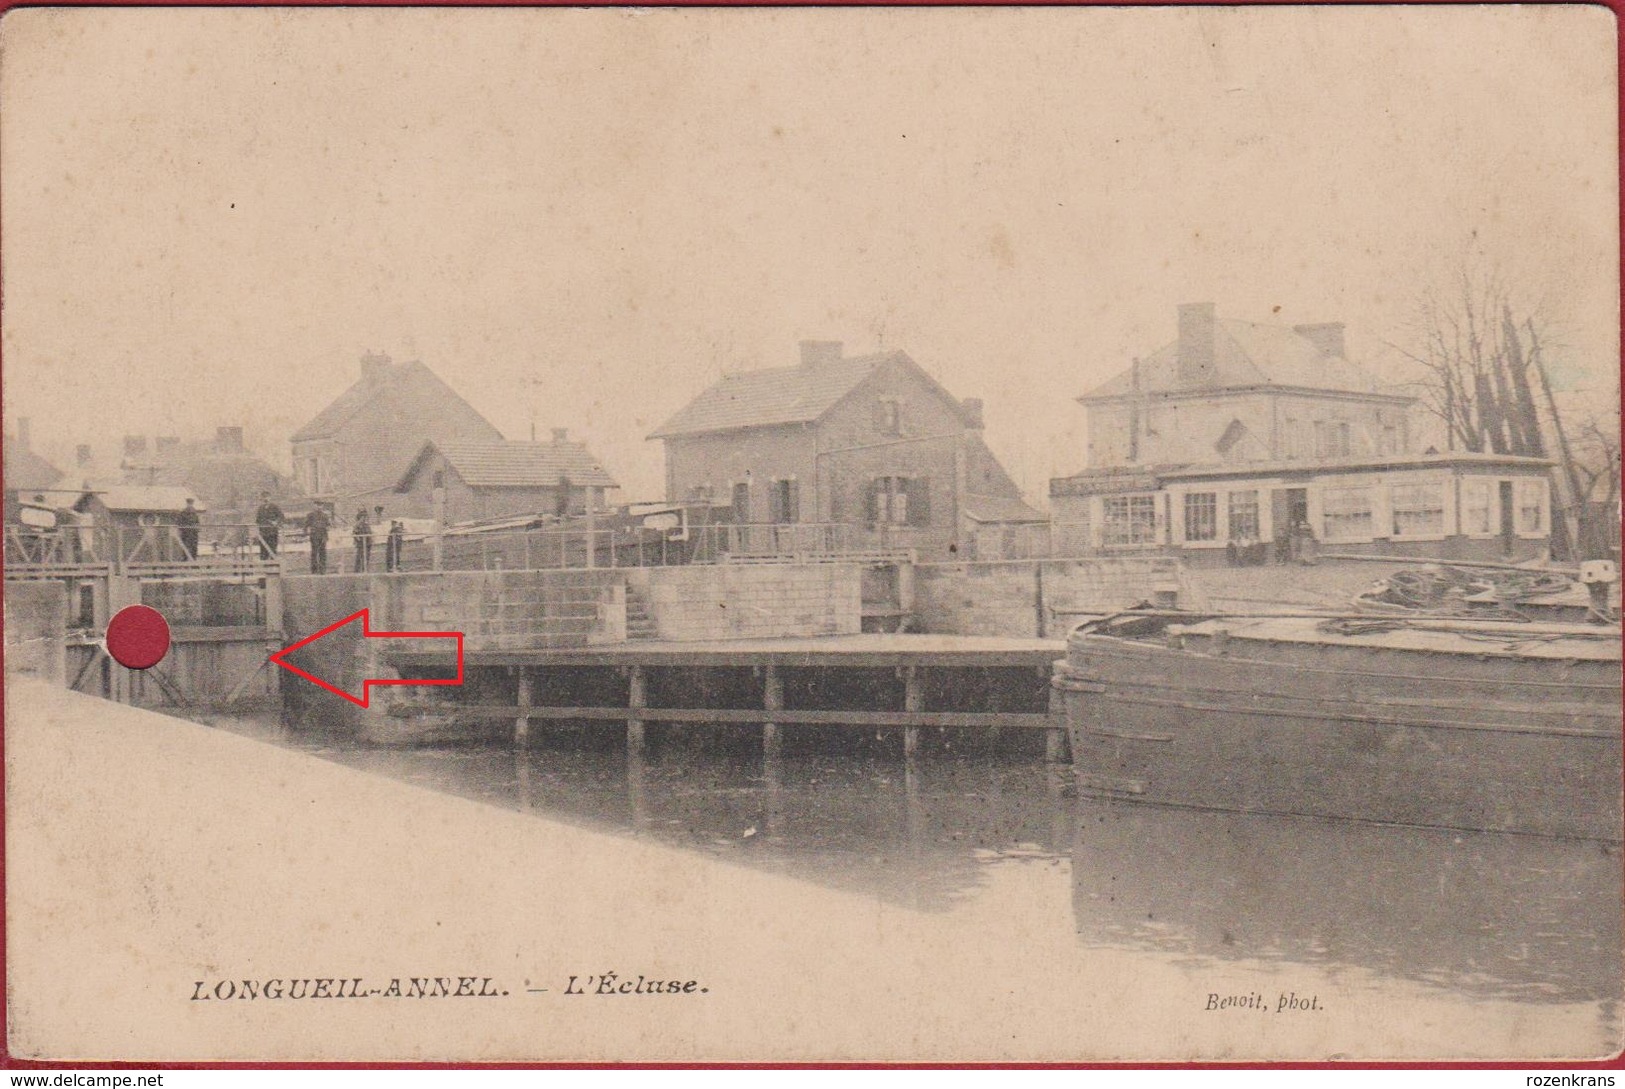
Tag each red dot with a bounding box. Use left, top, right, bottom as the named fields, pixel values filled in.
left=106, top=605, right=171, bottom=670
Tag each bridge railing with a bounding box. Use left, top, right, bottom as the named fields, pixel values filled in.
left=384, top=522, right=868, bottom=573
left=4, top=523, right=285, bottom=577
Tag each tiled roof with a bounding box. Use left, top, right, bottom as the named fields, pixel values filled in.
left=291, top=360, right=502, bottom=443
left=962, top=493, right=1048, bottom=524
left=1082, top=319, right=1399, bottom=399
left=649, top=353, right=899, bottom=438
left=87, top=485, right=204, bottom=513
left=400, top=440, right=619, bottom=490
left=3, top=439, right=64, bottom=492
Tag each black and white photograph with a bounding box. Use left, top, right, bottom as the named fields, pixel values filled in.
left=1, top=4, right=1619, bottom=1064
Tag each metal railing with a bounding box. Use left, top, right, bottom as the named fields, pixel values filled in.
left=4, top=523, right=284, bottom=578
left=374, top=521, right=878, bottom=574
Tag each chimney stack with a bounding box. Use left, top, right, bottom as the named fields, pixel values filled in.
left=1294, top=322, right=1347, bottom=359
left=15, top=417, right=30, bottom=451
left=360, top=351, right=392, bottom=382
left=76, top=444, right=92, bottom=469
left=1177, top=302, right=1217, bottom=386
left=799, top=340, right=843, bottom=368
left=960, top=397, right=985, bottom=430
left=122, top=435, right=148, bottom=459
left=551, top=427, right=569, bottom=444
left=215, top=426, right=245, bottom=453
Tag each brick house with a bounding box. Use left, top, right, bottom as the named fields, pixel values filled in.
left=393, top=431, right=621, bottom=525
left=4, top=417, right=64, bottom=496
left=1050, top=303, right=1554, bottom=563
left=1079, top=302, right=1415, bottom=469
left=650, top=340, right=1044, bottom=560
left=118, top=426, right=303, bottom=526
left=290, top=352, right=503, bottom=512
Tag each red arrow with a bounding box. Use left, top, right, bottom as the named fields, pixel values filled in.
left=269, top=608, right=464, bottom=708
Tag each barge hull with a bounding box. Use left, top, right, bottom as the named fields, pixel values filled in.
left=1056, top=627, right=1623, bottom=842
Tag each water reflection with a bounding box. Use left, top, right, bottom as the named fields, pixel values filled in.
left=187, top=711, right=1621, bottom=1008
left=1071, top=799, right=1623, bottom=1005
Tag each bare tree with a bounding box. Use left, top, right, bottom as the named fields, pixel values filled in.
left=1391, top=262, right=1598, bottom=559
left=1569, top=393, right=1622, bottom=559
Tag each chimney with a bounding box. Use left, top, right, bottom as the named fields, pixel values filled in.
left=215, top=426, right=244, bottom=453
left=1177, top=302, right=1217, bottom=386
left=960, top=397, right=985, bottom=430
left=122, top=435, right=148, bottom=459
left=15, top=417, right=30, bottom=451
left=155, top=435, right=181, bottom=458
left=1294, top=322, right=1347, bottom=359
left=360, top=351, right=393, bottom=383
left=799, top=340, right=843, bottom=368
left=551, top=427, right=569, bottom=444
left=76, top=444, right=92, bottom=469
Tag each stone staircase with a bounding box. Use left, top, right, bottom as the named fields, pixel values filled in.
left=625, top=582, right=658, bottom=641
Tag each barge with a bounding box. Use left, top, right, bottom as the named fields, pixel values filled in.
left=1052, top=610, right=1623, bottom=841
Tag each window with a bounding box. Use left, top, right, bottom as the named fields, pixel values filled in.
left=1460, top=479, right=1494, bottom=535
left=732, top=481, right=751, bottom=523
left=1283, top=417, right=1316, bottom=460
left=1516, top=478, right=1546, bottom=534
left=1315, top=421, right=1352, bottom=458
left=1102, top=494, right=1158, bottom=547
left=1382, top=425, right=1400, bottom=456
left=1227, top=490, right=1260, bottom=542
left=874, top=398, right=902, bottom=436
left=869, top=477, right=930, bottom=527
left=1321, top=486, right=1374, bottom=541
left=1183, top=492, right=1218, bottom=542
left=1391, top=482, right=1445, bottom=537
left=769, top=478, right=801, bottom=523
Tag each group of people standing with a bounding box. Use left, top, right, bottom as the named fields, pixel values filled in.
left=299, top=502, right=406, bottom=575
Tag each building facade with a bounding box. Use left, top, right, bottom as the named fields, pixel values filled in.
left=1079, top=303, right=1414, bottom=468
left=1045, top=303, right=1557, bottom=562
left=290, top=352, right=503, bottom=511
left=1052, top=454, right=1554, bottom=564
left=393, top=431, right=621, bottom=525
left=651, top=341, right=1044, bottom=560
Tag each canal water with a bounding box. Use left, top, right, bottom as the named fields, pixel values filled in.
left=185, top=709, right=1623, bottom=1056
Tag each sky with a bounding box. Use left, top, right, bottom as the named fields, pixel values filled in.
left=1, top=5, right=1617, bottom=503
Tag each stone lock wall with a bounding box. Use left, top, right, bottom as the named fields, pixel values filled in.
left=392, top=570, right=625, bottom=651
left=911, top=557, right=1200, bottom=638
left=634, top=563, right=862, bottom=641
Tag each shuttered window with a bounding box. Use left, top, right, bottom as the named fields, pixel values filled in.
left=869, top=477, right=930, bottom=526
left=769, top=479, right=801, bottom=523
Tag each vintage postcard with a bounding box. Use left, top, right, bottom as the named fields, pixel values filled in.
left=2, top=4, right=1619, bottom=1064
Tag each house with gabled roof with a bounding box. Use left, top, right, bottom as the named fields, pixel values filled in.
left=4, top=418, right=64, bottom=497
left=118, top=426, right=304, bottom=526
left=650, top=340, right=1044, bottom=560
left=1050, top=304, right=1553, bottom=563
left=1076, top=302, right=1414, bottom=469
left=290, top=352, right=502, bottom=511
left=393, top=430, right=621, bottom=524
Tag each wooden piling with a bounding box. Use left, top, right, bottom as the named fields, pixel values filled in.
left=627, top=664, right=647, bottom=754
left=762, top=662, right=783, bottom=760
left=902, top=665, right=923, bottom=757
left=515, top=667, right=532, bottom=747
